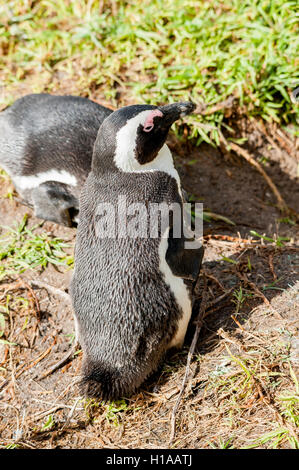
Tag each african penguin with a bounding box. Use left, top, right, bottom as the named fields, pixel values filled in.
left=0, top=93, right=112, bottom=226
left=70, top=102, right=204, bottom=400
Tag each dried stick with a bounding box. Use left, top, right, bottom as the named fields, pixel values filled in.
left=268, top=253, right=277, bottom=281
left=203, top=271, right=226, bottom=292
left=204, top=288, right=234, bottom=312
left=226, top=141, right=289, bottom=213
left=17, top=277, right=40, bottom=317
left=195, top=96, right=235, bottom=116
left=252, top=119, right=283, bottom=156
left=40, top=344, right=78, bottom=379
left=236, top=270, right=283, bottom=320
left=204, top=234, right=257, bottom=244
left=275, top=129, right=295, bottom=156
left=0, top=280, right=23, bottom=297
left=29, top=280, right=71, bottom=303
left=0, top=337, right=57, bottom=393
left=169, top=273, right=208, bottom=446
left=236, top=270, right=270, bottom=304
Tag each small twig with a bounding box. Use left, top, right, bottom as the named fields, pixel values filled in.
left=0, top=281, right=22, bottom=291
left=252, top=119, right=283, bottom=156
left=230, top=315, right=274, bottom=353
left=54, top=376, right=82, bottom=401
left=19, top=337, right=57, bottom=373
left=236, top=270, right=283, bottom=320
left=236, top=270, right=270, bottom=305
left=40, top=344, right=78, bottom=379
left=195, top=96, right=235, bottom=116
left=30, top=405, right=65, bottom=422
left=264, top=396, right=299, bottom=442
left=253, top=118, right=295, bottom=157
left=169, top=273, right=208, bottom=446
left=0, top=337, right=57, bottom=393
left=29, top=280, right=71, bottom=303
left=17, top=277, right=40, bottom=317
left=274, top=130, right=294, bottom=156
left=204, top=234, right=257, bottom=244
left=0, top=280, right=23, bottom=300
left=205, top=288, right=234, bottom=312
left=111, top=0, right=118, bottom=16
left=203, top=270, right=226, bottom=292
left=218, top=328, right=247, bottom=352
left=60, top=397, right=81, bottom=431
left=268, top=253, right=277, bottom=281
left=222, top=139, right=289, bottom=213
left=231, top=314, right=245, bottom=331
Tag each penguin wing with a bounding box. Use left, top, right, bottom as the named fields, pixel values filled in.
left=166, top=233, right=204, bottom=281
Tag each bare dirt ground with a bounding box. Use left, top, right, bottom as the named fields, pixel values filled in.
left=0, top=112, right=298, bottom=449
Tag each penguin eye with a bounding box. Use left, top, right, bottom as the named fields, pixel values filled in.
left=143, top=124, right=154, bottom=133
left=142, top=110, right=163, bottom=133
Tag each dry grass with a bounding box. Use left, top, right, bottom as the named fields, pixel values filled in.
left=0, top=225, right=298, bottom=448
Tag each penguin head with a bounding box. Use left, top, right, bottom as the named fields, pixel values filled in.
left=92, top=102, right=196, bottom=173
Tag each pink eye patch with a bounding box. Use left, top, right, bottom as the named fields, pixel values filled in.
left=143, top=109, right=163, bottom=132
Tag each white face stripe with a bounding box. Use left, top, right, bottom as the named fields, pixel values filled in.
left=13, top=169, right=77, bottom=191
left=113, top=111, right=182, bottom=188
left=159, top=227, right=192, bottom=349
left=114, top=110, right=154, bottom=173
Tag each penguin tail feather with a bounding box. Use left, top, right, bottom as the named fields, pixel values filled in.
left=80, top=360, right=137, bottom=401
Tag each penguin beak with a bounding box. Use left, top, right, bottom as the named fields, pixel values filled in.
left=157, top=102, right=196, bottom=127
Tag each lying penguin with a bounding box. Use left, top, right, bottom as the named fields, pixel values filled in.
left=71, top=102, right=204, bottom=400
left=0, top=93, right=112, bottom=226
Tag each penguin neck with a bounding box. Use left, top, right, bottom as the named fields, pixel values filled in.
left=113, top=143, right=181, bottom=187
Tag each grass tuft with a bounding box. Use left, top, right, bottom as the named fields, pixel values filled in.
left=0, top=214, right=73, bottom=279
left=1, top=0, right=298, bottom=144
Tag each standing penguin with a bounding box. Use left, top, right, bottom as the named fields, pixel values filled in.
left=0, top=94, right=112, bottom=226
left=71, top=102, right=204, bottom=400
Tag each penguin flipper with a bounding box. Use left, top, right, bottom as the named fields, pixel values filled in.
left=31, top=181, right=79, bottom=227
left=166, top=236, right=204, bottom=282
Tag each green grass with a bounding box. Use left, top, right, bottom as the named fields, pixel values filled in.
left=104, top=399, right=129, bottom=426
left=0, top=214, right=74, bottom=279
left=205, top=343, right=299, bottom=449
left=232, top=286, right=252, bottom=312
left=209, top=436, right=235, bottom=449
left=245, top=427, right=299, bottom=449
left=83, top=397, right=131, bottom=427
left=250, top=230, right=290, bottom=247
left=0, top=0, right=298, bottom=145
left=245, top=367, right=299, bottom=449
